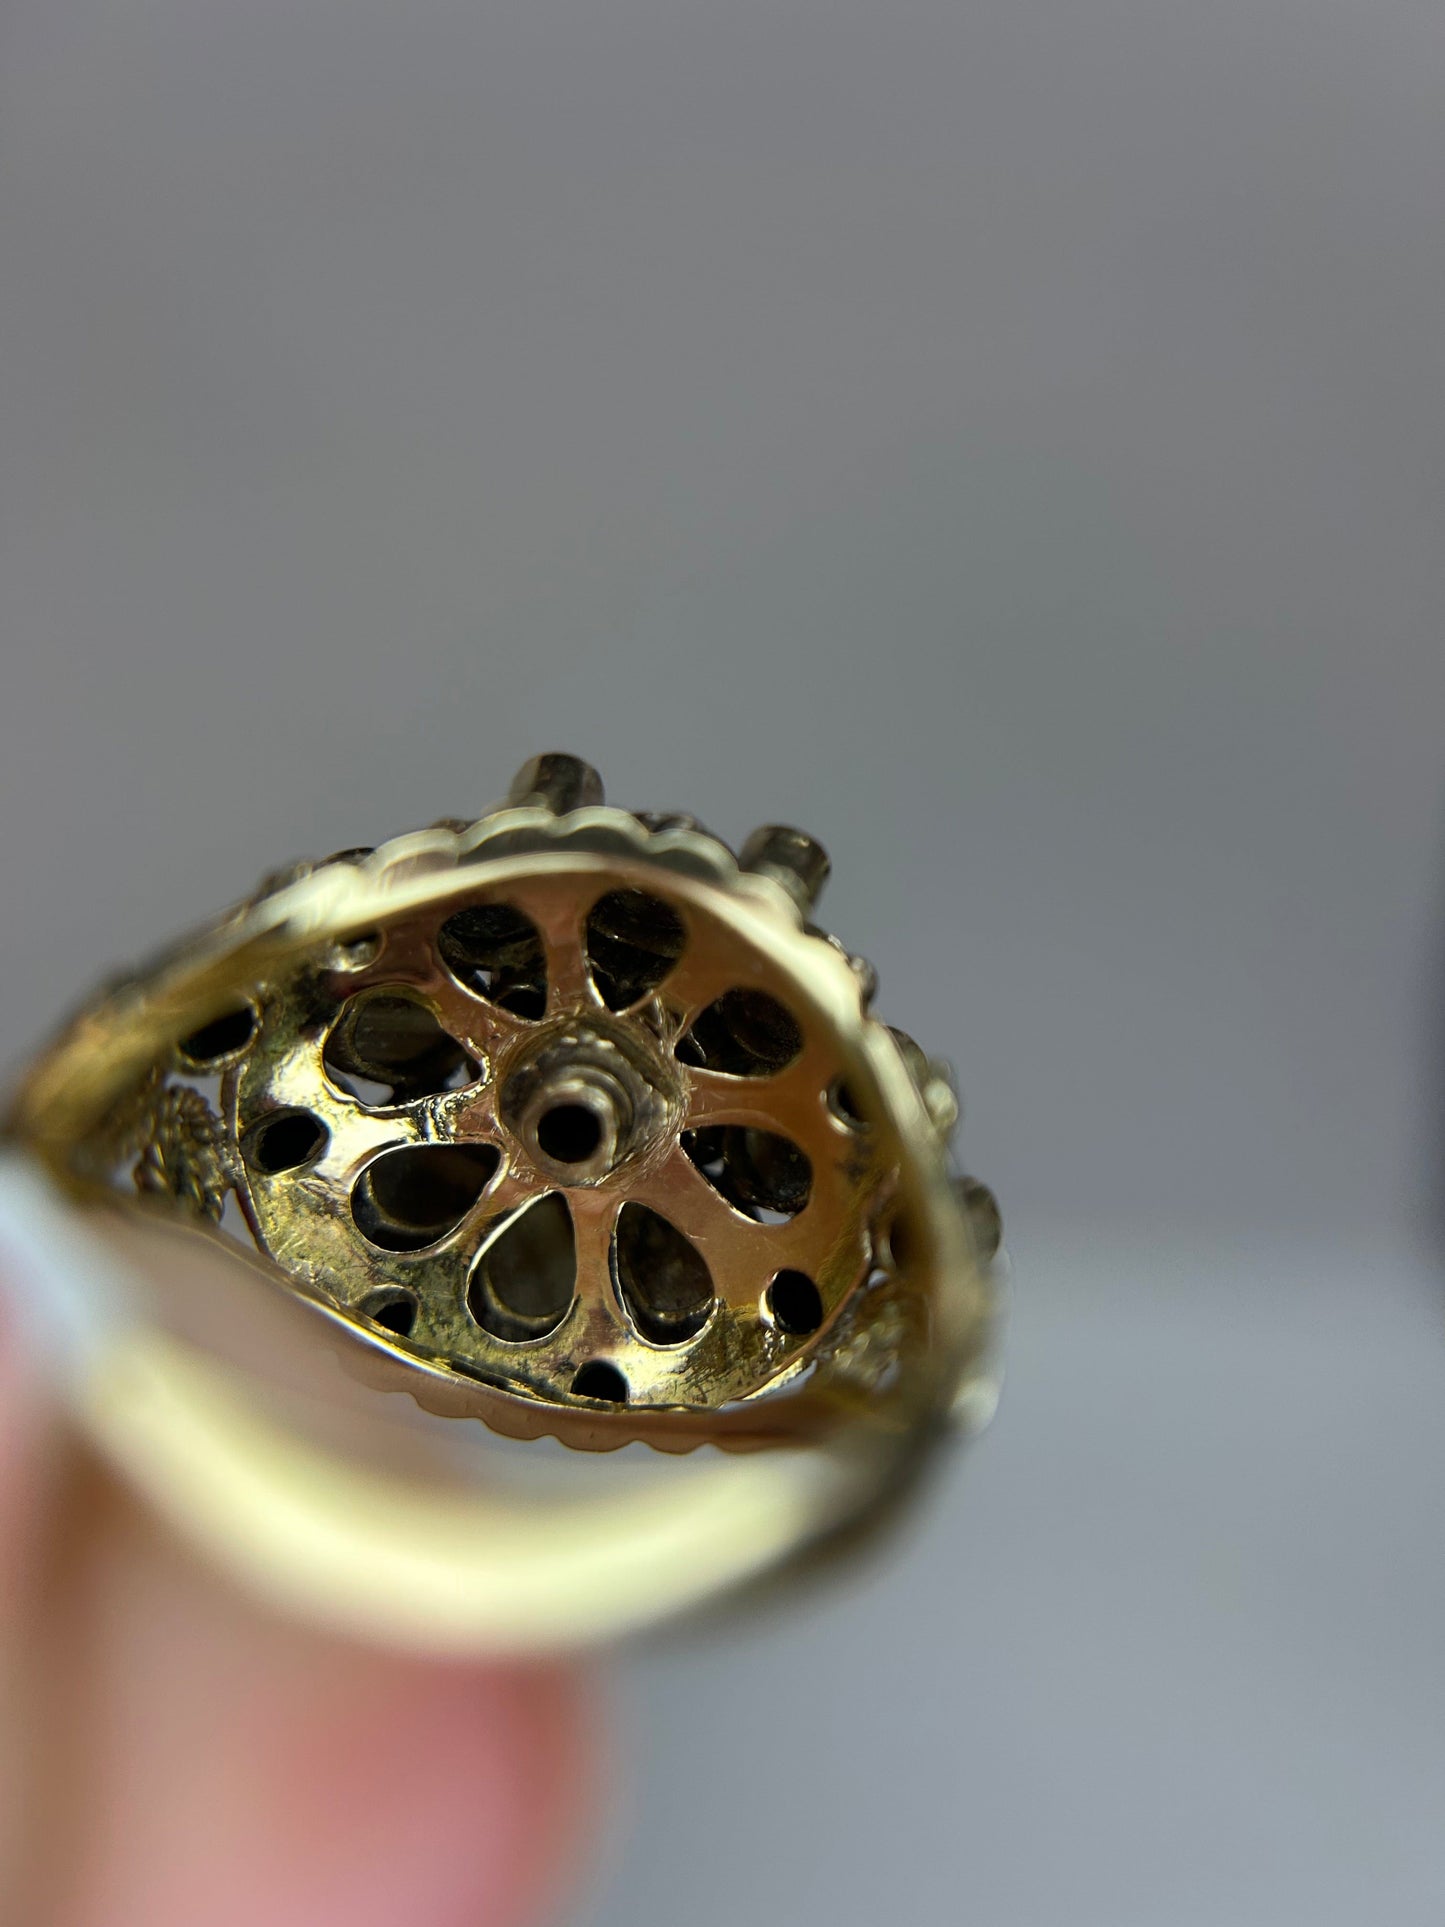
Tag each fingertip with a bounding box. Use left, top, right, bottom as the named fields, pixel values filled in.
left=33, top=1482, right=605, bottom=1927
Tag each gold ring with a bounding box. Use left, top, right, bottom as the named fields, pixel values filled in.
left=1, top=753, right=1002, bottom=1654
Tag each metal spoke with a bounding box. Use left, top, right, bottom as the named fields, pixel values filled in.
left=324, top=911, right=533, bottom=1065
left=568, top=1187, right=621, bottom=1294
left=478, top=870, right=603, bottom=1016
left=438, top=1075, right=504, bottom=1145
left=542, top=905, right=600, bottom=1013
left=328, top=918, right=435, bottom=994
left=648, top=945, right=736, bottom=1028
left=424, top=966, right=532, bottom=1062
left=622, top=1147, right=785, bottom=1309
left=569, top=1290, right=633, bottom=1362
left=311, top=1100, right=424, bottom=1182
left=564, top=1190, right=637, bottom=1363
left=681, top=1042, right=832, bottom=1135
left=471, top=1159, right=546, bottom=1225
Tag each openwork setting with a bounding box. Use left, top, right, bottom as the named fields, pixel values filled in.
left=36, top=754, right=998, bottom=1454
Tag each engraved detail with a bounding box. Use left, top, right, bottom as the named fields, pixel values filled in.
left=134, top=1085, right=232, bottom=1222
left=823, top=1289, right=911, bottom=1393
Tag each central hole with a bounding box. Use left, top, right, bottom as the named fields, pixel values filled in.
left=536, top=1102, right=604, bottom=1165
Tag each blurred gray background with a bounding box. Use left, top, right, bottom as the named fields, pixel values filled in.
left=2, top=2, right=1444, bottom=1921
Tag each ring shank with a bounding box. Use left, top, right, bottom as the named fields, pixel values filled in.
left=0, top=1152, right=889, bottom=1652
left=1, top=817, right=996, bottom=1652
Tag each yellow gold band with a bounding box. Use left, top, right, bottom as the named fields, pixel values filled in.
left=2, top=771, right=1000, bottom=1651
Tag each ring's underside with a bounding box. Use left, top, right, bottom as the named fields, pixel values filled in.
left=3, top=756, right=1001, bottom=1649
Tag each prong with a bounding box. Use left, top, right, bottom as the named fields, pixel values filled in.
left=507, top=753, right=604, bottom=815
left=739, top=825, right=830, bottom=913
left=890, top=1028, right=959, bottom=1137
left=955, top=1175, right=1002, bottom=1262
left=888, top=1027, right=930, bottom=1084
left=848, top=953, right=879, bottom=1008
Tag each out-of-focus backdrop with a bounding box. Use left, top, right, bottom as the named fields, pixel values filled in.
left=2, top=3, right=1443, bottom=1921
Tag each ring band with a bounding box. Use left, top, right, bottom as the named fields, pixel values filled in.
left=2, top=754, right=1001, bottom=1653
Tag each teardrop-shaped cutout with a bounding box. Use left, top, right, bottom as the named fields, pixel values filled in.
left=614, top=1202, right=714, bottom=1346
left=468, top=1193, right=577, bottom=1342
left=325, top=991, right=479, bottom=1104
left=438, top=902, right=548, bottom=1019
left=678, top=988, right=802, bottom=1077
left=681, top=1126, right=812, bottom=1221
left=351, top=1142, right=499, bottom=1251
left=585, top=889, right=686, bottom=1010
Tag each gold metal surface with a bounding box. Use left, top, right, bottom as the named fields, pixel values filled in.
left=3, top=754, right=1001, bottom=1648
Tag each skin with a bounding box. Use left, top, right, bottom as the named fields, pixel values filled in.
left=0, top=1302, right=602, bottom=1927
